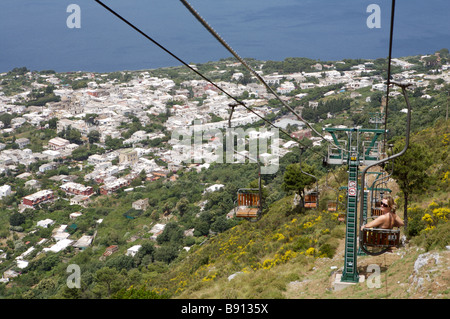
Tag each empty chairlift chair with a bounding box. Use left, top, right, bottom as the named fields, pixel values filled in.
left=304, top=191, right=318, bottom=209
left=371, top=198, right=384, bottom=217
left=235, top=188, right=261, bottom=219
left=327, top=201, right=337, bottom=212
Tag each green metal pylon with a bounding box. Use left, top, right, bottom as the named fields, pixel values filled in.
left=341, top=153, right=360, bottom=283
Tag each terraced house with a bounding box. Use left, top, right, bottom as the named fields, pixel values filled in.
left=60, top=182, right=94, bottom=196
left=22, top=189, right=54, bottom=208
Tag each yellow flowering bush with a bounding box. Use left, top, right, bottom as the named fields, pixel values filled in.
left=432, top=207, right=449, bottom=222
left=260, top=249, right=298, bottom=270
left=305, top=247, right=317, bottom=256
left=442, top=133, right=449, bottom=145
left=202, top=273, right=217, bottom=282
left=272, top=233, right=285, bottom=241
left=420, top=201, right=450, bottom=233
left=303, top=221, right=314, bottom=229
left=441, top=171, right=449, bottom=184
left=422, top=213, right=433, bottom=224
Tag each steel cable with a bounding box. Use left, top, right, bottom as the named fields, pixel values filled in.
left=179, top=0, right=347, bottom=153
left=94, top=0, right=319, bottom=154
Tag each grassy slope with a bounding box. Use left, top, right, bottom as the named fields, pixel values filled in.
left=149, top=194, right=450, bottom=299
left=145, top=120, right=450, bottom=299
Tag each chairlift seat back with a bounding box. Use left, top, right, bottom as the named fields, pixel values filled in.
left=362, top=228, right=400, bottom=248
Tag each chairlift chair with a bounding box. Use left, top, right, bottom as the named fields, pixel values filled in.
left=235, top=188, right=261, bottom=219
left=327, top=201, right=337, bottom=212
left=299, top=147, right=319, bottom=209
left=371, top=198, right=384, bottom=217
left=359, top=81, right=413, bottom=256
left=362, top=228, right=401, bottom=248
left=304, top=191, right=318, bottom=208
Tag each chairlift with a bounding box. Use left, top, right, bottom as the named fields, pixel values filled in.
left=299, top=147, right=319, bottom=209
left=371, top=202, right=384, bottom=217
left=338, top=213, right=346, bottom=222
left=304, top=191, right=318, bottom=208
left=235, top=188, right=261, bottom=220
left=359, top=81, right=413, bottom=256
left=228, top=103, right=263, bottom=221
left=327, top=201, right=337, bottom=212
left=369, top=145, right=394, bottom=219
left=362, top=228, right=401, bottom=248
left=323, top=169, right=339, bottom=212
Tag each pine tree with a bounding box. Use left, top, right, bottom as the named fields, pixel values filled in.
left=392, top=142, right=431, bottom=230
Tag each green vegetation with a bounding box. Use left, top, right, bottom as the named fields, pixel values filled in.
left=0, top=51, right=449, bottom=299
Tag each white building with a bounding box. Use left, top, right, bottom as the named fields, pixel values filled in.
left=42, top=150, right=62, bottom=160
left=126, top=245, right=142, bottom=257
left=43, top=239, right=74, bottom=253
left=73, top=235, right=93, bottom=249
left=149, top=224, right=166, bottom=241
left=277, top=82, right=296, bottom=94
left=372, top=83, right=387, bottom=91
left=0, top=185, right=11, bottom=198
left=37, top=218, right=55, bottom=228
left=204, top=184, right=224, bottom=194
left=48, top=137, right=70, bottom=151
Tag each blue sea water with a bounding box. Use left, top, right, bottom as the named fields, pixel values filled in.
left=0, top=0, right=449, bottom=73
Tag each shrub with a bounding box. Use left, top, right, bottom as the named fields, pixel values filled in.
left=319, top=243, right=337, bottom=258
left=114, top=286, right=170, bottom=299
left=412, top=222, right=450, bottom=251
left=406, top=206, right=426, bottom=237
left=9, top=212, right=26, bottom=227
left=154, top=244, right=179, bottom=264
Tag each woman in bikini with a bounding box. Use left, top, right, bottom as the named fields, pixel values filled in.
left=361, top=196, right=404, bottom=230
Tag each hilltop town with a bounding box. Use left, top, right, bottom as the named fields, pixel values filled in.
left=0, top=51, right=448, bottom=288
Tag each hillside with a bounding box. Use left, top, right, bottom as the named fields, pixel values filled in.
left=109, top=121, right=449, bottom=300
left=0, top=53, right=449, bottom=300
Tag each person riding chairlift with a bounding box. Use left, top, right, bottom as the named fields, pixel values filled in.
left=361, top=196, right=404, bottom=230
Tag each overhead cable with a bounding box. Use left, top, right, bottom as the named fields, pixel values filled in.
left=94, top=0, right=319, bottom=153
left=179, top=0, right=346, bottom=153
left=383, top=0, right=397, bottom=153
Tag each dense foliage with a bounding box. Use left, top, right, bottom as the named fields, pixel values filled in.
left=0, top=52, right=448, bottom=299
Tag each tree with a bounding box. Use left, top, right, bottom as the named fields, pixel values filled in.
left=71, top=146, right=89, bottom=161
left=40, top=254, right=60, bottom=271
left=156, top=222, right=183, bottom=246
left=391, top=142, right=431, bottom=230
left=94, top=267, right=119, bottom=297
left=154, top=244, right=179, bottom=264
left=134, top=241, right=155, bottom=266
left=175, top=197, right=190, bottom=216
left=48, top=118, right=58, bottom=129
left=105, top=136, right=123, bottom=150
left=9, top=212, right=26, bottom=227
left=105, top=255, right=134, bottom=271
left=87, top=130, right=100, bottom=144
left=282, top=163, right=316, bottom=205
left=438, top=48, right=449, bottom=57
left=67, top=127, right=82, bottom=144
left=210, top=215, right=234, bottom=233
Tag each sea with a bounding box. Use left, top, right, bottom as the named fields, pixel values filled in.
left=0, top=0, right=449, bottom=73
